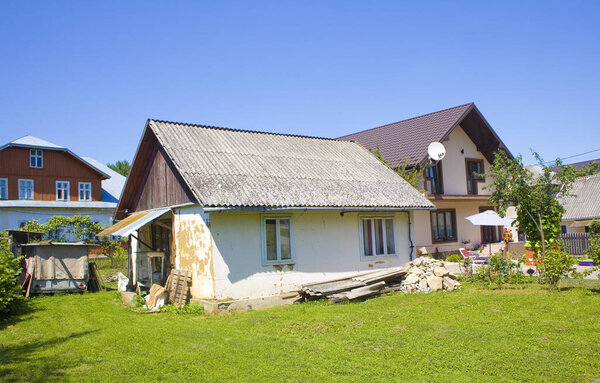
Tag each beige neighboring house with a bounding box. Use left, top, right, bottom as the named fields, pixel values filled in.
left=558, top=173, right=600, bottom=233
left=338, top=103, right=514, bottom=256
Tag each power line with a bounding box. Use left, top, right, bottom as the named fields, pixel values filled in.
left=559, top=148, right=600, bottom=162
left=543, top=148, right=600, bottom=165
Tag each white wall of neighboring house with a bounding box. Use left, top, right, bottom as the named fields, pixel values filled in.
left=142, top=205, right=417, bottom=301
left=0, top=208, right=115, bottom=231
left=413, top=200, right=495, bottom=254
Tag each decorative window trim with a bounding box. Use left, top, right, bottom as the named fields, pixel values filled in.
left=18, top=179, right=34, bottom=200
left=0, top=178, right=7, bottom=200
left=78, top=182, right=92, bottom=201
left=430, top=209, right=458, bottom=243
left=261, top=215, right=295, bottom=266
left=465, top=158, right=485, bottom=195
left=30, top=149, right=43, bottom=168
left=56, top=181, right=70, bottom=201
left=358, top=215, right=398, bottom=260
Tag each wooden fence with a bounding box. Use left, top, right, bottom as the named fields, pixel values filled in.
left=559, top=233, right=589, bottom=255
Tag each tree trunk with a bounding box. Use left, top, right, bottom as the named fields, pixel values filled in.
left=538, top=212, right=546, bottom=276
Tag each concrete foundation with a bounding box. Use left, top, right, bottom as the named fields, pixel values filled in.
left=193, top=292, right=299, bottom=314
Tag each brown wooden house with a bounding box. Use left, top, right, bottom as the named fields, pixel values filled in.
left=0, top=135, right=125, bottom=231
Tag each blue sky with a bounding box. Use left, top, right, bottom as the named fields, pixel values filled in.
left=1, top=1, right=599, bottom=166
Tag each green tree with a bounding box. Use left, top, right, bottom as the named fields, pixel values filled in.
left=371, top=147, right=424, bottom=191
left=20, top=216, right=125, bottom=265
left=585, top=219, right=600, bottom=265
left=107, top=160, right=131, bottom=177
left=0, top=233, right=23, bottom=313
left=486, top=151, right=578, bottom=269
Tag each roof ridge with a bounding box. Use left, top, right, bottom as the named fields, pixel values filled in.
left=337, top=102, right=474, bottom=138
left=149, top=118, right=335, bottom=142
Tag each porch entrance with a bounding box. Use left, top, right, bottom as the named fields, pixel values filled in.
left=479, top=206, right=501, bottom=244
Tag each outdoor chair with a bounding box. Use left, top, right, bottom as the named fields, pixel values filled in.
left=459, top=248, right=489, bottom=265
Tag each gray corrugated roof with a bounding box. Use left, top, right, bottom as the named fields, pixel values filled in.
left=559, top=173, right=600, bottom=221
left=147, top=120, right=434, bottom=209
left=82, top=157, right=126, bottom=203
left=337, top=103, right=473, bottom=166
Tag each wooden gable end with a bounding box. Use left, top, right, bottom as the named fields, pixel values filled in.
left=453, top=107, right=513, bottom=164
left=115, top=126, right=197, bottom=220
left=132, top=143, right=196, bottom=213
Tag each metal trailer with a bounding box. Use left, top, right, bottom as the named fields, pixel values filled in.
left=20, top=242, right=94, bottom=294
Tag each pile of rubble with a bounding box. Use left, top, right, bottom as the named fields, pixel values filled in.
left=399, top=257, right=460, bottom=293
left=299, top=257, right=460, bottom=303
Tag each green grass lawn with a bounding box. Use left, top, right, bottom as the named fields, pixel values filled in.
left=1, top=281, right=599, bottom=382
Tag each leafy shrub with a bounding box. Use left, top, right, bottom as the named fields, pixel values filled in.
left=542, top=249, right=576, bottom=288
left=131, top=294, right=146, bottom=309
left=445, top=254, right=462, bottom=263
left=161, top=302, right=205, bottom=315
left=0, top=234, right=23, bottom=313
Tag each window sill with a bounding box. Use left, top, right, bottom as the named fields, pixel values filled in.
left=262, top=260, right=296, bottom=267
left=361, top=254, right=398, bottom=261
left=432, top=239, right=458, bottom=244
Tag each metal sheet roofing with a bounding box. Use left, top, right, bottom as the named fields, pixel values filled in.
left=146, top=119, right=434, bottom=209
left=0, top=200, right=116, bottom=209
left=97, top=208, right=170, bottom=237
left=559, top=173, right=600, bottom=221
left=338, top=104, right=473, bottom=166
left=0, top=135, right=111, bottom=179
left=10, top=135, right=65, bottom=149
left=82, top=157, right=126, bottom=203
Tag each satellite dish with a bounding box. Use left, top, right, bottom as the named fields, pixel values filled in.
left=427, top=142, right=446, bottom=162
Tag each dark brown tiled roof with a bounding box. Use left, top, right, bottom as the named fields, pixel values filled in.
left=338, top=103, right=475, bottom=166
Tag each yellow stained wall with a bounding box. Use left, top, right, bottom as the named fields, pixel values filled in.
left=172, top=206, right=216, bottom=299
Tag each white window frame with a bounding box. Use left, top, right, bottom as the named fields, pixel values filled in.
left=261, top=215, right=295, bottom=265
left=78, top=182, right=92, bottom=201
left=18, top=179, right=34, bottom=200
left=56, top=180, right=70, bottom=201
left=358, top=215, right=398, bottom=260
left=0, top=178, right=7, bottom=200
left=30, top=149, right=43, bottom=168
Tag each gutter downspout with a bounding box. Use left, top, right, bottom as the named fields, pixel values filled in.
left=404, top=211, right=415, bottom=261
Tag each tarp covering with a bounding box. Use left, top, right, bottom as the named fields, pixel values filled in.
left=97, top=208, right=170, bottom=237
left=32, top=245, right=89, bottom=280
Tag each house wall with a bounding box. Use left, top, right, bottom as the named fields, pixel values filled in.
left=413, top=200, right=486, bottom=254
left=437, top=125, right=493, bottom=195
left=561, top=221, right=587, bottom=234
left=168, top=205, right=416, bottom=300
left=0, top=207, right=115, bottom=231
left=0, top=146, right=103, bottom=201
left=171, top=206, right=215, bottom=298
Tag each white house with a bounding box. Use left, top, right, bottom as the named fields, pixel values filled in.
left=99, top=119, right=434, bottom=306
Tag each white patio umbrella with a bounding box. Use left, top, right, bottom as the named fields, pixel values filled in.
left=465, top=210, right=513, bottom=226
left=465, top=210, right=513, bottom=256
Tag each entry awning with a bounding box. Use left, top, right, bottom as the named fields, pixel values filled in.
left=98, top=208, right=171, bottom=237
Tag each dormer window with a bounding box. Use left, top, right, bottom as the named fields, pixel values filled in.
left=424, top=162, right=443, bottom=195
left=466, top=159, right=484, bottom=194
left=30, top=150, right=43, bottom=168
